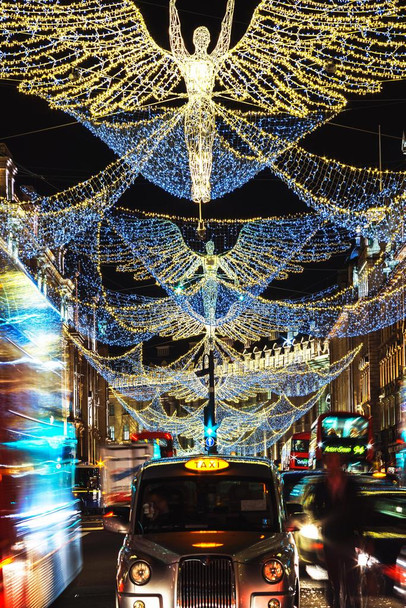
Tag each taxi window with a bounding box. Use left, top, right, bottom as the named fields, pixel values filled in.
left=136, top=476, right=277, bottom=533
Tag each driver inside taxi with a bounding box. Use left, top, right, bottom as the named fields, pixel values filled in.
left=145, top=488, right=171, bottom=525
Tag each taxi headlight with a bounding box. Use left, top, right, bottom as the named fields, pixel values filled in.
left=129, top=560, right=151, bottom=585
left=300, top=524, right=320, bottom=540
left=357, top=551, right=379, bottom=568
left=263, top=559, right=284, bottom=583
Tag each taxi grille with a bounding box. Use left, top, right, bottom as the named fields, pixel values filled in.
left=177, top=556, right=235, bottom=608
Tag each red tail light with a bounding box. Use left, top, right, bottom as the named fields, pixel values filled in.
left=0, top=557, right=13, bottom=608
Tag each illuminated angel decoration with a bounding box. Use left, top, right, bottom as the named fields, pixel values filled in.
left=112, top=386, right=327, bottom=454
left=2, top=0, right=406, bottom=203
left=70, top=326, right=359, bottom=402
left=94, top=212, right=351, bottom=335
left=169, top=0, right=234, bottom=203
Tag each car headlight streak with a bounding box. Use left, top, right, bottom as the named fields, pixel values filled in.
left=299, top=524, right=321, bottom=541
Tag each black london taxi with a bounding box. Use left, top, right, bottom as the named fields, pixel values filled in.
left=105, top=455, right=300, bottom=608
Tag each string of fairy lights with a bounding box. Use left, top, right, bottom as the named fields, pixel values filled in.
left=111, top=386, right=328, bottom=454
left=1, top=0, right=406, bottom=203
left=1, top=0, right=406, bottom=451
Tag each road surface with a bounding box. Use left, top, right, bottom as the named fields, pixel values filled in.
left=50, top=517, right=404, bottom=608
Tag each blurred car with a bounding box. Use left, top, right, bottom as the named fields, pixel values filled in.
left=297, top=476, right=406, bottom=593
left=357, top=472, right=400, bottom=488
left=394, top=545, right=406, bottom=599
left=280, top=472, right=325, bottom=569
left=281, top=470, right=323, bottom=505
left=105, top=454, right=301, bottom=608
left=360, top=488, right=406, bottom=594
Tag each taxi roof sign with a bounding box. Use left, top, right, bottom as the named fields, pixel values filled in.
left=185, top=457, right=229, bottom=472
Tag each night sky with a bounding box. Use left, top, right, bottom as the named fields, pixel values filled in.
left=1, top=0, right=406, bottom=299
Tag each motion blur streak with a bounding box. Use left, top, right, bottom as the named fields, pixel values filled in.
left=0, top=250, right=82, bottom=608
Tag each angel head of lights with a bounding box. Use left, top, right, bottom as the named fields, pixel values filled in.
left=192, top=26, right=211, bottom=55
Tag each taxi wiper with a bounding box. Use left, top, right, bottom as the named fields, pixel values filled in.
left=136, top=521, right=144, bottom=535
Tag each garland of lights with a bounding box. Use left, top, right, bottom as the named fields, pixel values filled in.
left=112, top=386, right=327, bottom=454
left=6, top=132, right=404, bottom=263
left=51, top=208, right=404, bottom=348
left=269, top=145, right=406, bottom=241
left=8, top=132, right=402, bottom=240
left=1, top=0, right=406, bottom=202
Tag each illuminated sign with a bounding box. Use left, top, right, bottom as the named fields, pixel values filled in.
left=205, top=436, right=215, bottom=449
left=295, top=458, right=309, bottom=467
left=185, top=457, right=229, bottom=472
left=324, top=445, right=366, bottom=456
left=325, top=446, right=352, bottom=454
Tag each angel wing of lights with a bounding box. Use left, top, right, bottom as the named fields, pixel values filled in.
left=218, top=0, right=406, bottom=115
left=269, top=145, right=406, bottom=240
left=214, top=344, right=362, bottom=399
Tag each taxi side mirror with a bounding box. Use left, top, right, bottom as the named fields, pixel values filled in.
left=286, top=502, right=303, bottom=517
left=103, top=506, right=130, bottom=534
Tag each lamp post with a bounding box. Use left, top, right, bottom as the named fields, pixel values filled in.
left=196, top=345, right=218, bottom=455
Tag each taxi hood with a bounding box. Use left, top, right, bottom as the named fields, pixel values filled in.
left=128, top=531, right=292, bottom=564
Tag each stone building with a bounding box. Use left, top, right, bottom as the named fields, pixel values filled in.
left=329, top=235, right=406, bottom=477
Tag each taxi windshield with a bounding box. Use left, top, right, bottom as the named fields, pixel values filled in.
left=136, top=476, right=277, bottom=533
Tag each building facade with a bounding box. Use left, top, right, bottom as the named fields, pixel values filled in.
left=328, top=236, right=406, bottom=479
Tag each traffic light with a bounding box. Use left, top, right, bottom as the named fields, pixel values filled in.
left=204, top=405, right=218, bottom=453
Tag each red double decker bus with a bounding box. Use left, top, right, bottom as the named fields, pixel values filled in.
left=130, top=431, right=175, bottom=458
left=281, top=432, right=310, bottom=470
left=0, top=253, right=82, bottom=608
left=309, top=412, right=374, bottom=471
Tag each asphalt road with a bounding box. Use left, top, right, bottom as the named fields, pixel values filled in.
left=50, top=518, right=404, bottom=608
left=50, top=518, right=122, bottom=608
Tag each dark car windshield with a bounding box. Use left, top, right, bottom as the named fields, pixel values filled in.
left=74, top=467, right=100, bottom=489
left=136, top=476, right=278, bottom=533
left=282, top=471, right=323, bottom=503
